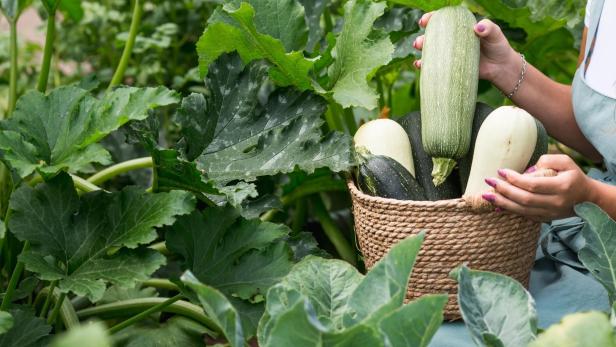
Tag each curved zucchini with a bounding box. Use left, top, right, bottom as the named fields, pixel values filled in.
left=464, top=106, right=538, bottom=197
left=357, top=155, right=426, bottom=201
left=458, top=102, right=495, bottom=191
left=420, top=6, right=480, bottom=186
left=397, top=111, right=461, bottom=201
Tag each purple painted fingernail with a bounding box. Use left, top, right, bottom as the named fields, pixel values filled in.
left=497, top=169, right=507, bottom=178
left=482, top=193, right=496, bottom=203
left=485, top=178, right=497, bottom=188
left=476, top=23, right=486, bottom=32
left=525, top=166, right=537, bottom=174
left=495, top=207, right=503, bottom=213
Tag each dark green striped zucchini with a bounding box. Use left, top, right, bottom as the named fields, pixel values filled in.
left=458, top=102, right=495, bottom=191
left=528, top=119, right=549, bottom=167
left=356, top=155, right=426, bottom=201
left=420, top=6, right=480, bottom=186
left=397, top=111, right=461, bottom=201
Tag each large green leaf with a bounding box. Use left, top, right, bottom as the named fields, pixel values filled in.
left=181, top=272, right=245, bottom=347
left=576, top=202, right=616, bottom=303
left=42, top=0, right=83, bottom=21
left=384, top=0, right=461, bottom=12
left=180, top=54, right=355, bottom=182
left=529, top=312, right=616, bottom=347
left=378, top=295, right=448, bottom=347
left=0, top=0, right=32, bottom=20
left=166, top=206, right=293, bottom=300
left=0, top=309, right=50, bottom=347
left=453, top=266, right=537, bottom=347
left=50, top=322, right=111, bottom=347
left=0, top=311, right=12, bottom=335
left=239, top=0, right=308, bottom=52
left=197, top=2, right=313, bottom=89
left=297, top=0, right=328, bottom=52
left=9, top=172, right=195, bottom=301
left=467, top=0, right=585, bottom=40
left=257, top=234, right=444, bottom=346
left=326, top=0, right=394, bottom=110
left=0, top=86, right=178, bottom=179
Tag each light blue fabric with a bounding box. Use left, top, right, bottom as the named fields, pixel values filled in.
left=430, top=0, right=615, bottom=345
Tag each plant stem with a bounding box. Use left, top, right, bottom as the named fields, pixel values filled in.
left=36, top=9, right=57, bottom=93
left=148, top=241, right=169, bottom=255
left=107, top=294, right=181, bottom=334
left=39, top=281, right=58, bottom=318
left=7, top=19, right=18, bottom=117
left=87, top=157, right=153, bottom=185
left=47, top=292, right=66, bottom=325
left=291, top=199, right=307, bottom=233
left=77, top=298, right=216, bottom=331
left=35, top=287, right=80, bottom=329
left=342, top=108, right=357, bottom=134
left=108, top=0, right=143, bottom=91
left=1, top=241, right=30, bottom=310
left=141, top=278, right=179, bottom=291
left=71, top=175, right=104, bottom=193
left=311, top=195, right=356, bottom=266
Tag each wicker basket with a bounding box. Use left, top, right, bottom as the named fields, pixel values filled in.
left=348, top=180, right=540, bottom=320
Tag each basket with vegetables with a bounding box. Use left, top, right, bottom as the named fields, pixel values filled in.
left=349, top=6, right=548, bottom=320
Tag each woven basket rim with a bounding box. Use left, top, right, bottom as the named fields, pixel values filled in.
left=347, top=179, right=473, bottom=210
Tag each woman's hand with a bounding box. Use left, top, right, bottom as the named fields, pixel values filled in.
left=481, top=155, right=596, bottom=221
left=414, top=12, right=521, bottom=84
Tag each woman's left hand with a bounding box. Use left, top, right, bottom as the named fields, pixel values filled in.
left=482, top=154, right=595, bottom=221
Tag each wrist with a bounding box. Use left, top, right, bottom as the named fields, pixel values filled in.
left=585, top=177, right=603, bottom=206
left=489, top=49, right=523, bottom=92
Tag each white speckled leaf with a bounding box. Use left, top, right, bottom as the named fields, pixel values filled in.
left=180, top=53, right=354, bottom=182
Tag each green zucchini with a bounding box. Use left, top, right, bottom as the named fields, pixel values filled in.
left=528, top=119, right=548, bottom=167
left=420, top=6, right=480, bottom=186
left=356, top=154, right=426, bottom=201
left=397, top=111, right=461, bottom=201
left=458, top=102, right=495, bottom=191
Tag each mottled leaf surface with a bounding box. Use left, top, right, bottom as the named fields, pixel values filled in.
left=298, top=0, right=328, bottom=52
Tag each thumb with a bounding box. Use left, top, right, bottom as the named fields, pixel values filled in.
left=474, top=19, right=506, bottom=44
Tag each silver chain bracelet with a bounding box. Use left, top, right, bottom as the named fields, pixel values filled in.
left=502, top=53, right=526, bottom=99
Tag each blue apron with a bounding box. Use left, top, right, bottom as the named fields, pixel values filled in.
left=431, top=0, right=616, bottom=344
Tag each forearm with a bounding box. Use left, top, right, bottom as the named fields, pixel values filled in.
left=490, top=51, right=602, bottom=161
left=588, top=179, right=616, bottom=220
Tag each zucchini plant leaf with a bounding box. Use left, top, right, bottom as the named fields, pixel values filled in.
left=384, top=0, right=461, bottom=12
left=258, top=234, right=445, bottom=347
left=453, top=265, right=537, bottom=347
left=466, top=0, right=584, bottom=40
left=326, top=0, right=394, bottom=110
left=529, top=312, right=616, bottom=347
left=166, top=206, right=294, bottom=301
left=0, top=311, right=12, bottom=335
left=575, top=202, right=616, bottom=303
left=181, top=271, right=245, bottom=347
left=297, top=0, right=328, bottom=53
left=177, top=53, right=354, bottom=182
left=41, top=0, right=83, bottom=21
left=0, top=86, right=178, bottom=179
left=114, top=316, right=210, bottom=347
left=9, top=172, right=195, bottom=302
left=0, top=308, right=50, bottom=347
left=0, top=0, right=32, bottom=20
left=197, top=2, right=313, bottom=89
left=50, top=322, right=111, bottom=347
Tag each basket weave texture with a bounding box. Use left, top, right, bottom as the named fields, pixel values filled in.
left=348, top=180, right=540, bottom=320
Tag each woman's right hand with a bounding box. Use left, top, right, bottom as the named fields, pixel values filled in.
left=413, top=12, right=520, bottom=85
